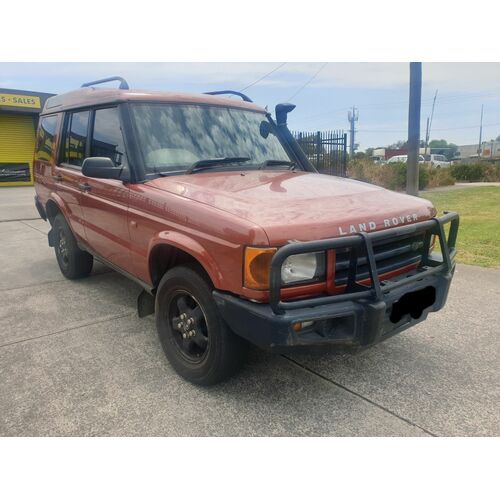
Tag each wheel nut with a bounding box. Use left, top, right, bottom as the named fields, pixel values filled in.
left=182, top=333, right=187, bottom=339
left=177, top=322, right=183, bottom=329
left=189, top=330, right=195, bottom=337
left=180, top=313, right=186, bottom=320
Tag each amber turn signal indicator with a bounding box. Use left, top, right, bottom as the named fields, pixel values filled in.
left=244, top=247, right=277, bottom=290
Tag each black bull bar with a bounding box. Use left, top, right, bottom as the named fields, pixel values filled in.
left=269, top=212, right=459, bottom=315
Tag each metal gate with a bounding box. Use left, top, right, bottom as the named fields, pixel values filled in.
left=292, top=130, right=347, bottom=176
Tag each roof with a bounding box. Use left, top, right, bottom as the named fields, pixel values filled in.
left=42, top=87, right=266, bottom=114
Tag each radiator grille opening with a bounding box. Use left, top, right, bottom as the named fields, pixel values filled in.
left=334, top=232, right=426, bottom=286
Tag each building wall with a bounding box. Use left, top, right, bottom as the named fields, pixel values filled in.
left=0, top=113, right=37, bottom=185
left=0, top=88, right=54, bottom=186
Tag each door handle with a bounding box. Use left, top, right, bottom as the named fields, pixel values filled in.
left=78, top=182, right=91, bottom=192
left=52, top=174, right=63, bottom=182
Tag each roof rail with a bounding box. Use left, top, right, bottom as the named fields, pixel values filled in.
left=81, top=76, right=130, bottom=90
left=204, top=90, right=253, bottom=102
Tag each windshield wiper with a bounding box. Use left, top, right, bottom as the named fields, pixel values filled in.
left=258, top=159, right=295, bottom=170
left=186, top=157, right=251, bottom=174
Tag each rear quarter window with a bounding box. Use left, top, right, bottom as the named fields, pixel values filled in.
left=35, top=115, right=59, bottom=162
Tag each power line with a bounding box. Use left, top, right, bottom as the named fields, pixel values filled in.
left=287, top=62, right=328, bottom=101
left=298, top=87, right=500, bottom=123
left=239, top=62, right=287, bottom=92
left=357, top=121, right=500, bottom=133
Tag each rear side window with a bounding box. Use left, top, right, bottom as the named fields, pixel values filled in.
left=61, top=110, right=90, bottom=167
left=91, top=108, right=127, bottom=167
left=36, top=115, right=58, bottom=161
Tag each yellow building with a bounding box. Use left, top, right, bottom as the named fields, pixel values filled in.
left=0, top=88, right=54, bottom=186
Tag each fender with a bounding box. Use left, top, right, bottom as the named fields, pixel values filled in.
left=45, top=191, right=87, bottom=246
left=46, top=191, right=69, bottom=221
left=148, top=230, right=225, bottom=290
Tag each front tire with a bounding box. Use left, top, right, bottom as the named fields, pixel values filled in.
left=53, top=214, right=93, bottom=279
left=155, top=265, right=246, bottom=385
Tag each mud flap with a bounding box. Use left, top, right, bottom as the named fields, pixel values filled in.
left=47, top=228, right=56, bottom=247
left=137, top=289, right=155, bottom=318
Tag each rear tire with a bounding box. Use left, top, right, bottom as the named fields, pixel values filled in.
left=155, top=264, right=246, bottom=386
left=53, top=214, right=93, bottom=279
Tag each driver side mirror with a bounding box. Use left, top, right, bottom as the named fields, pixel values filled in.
left=82, top=157, right=122, bottom=180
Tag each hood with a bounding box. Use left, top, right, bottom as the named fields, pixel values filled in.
left=146, top=171, right=436, bottom=244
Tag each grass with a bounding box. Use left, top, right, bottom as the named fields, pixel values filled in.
left=421, top=187, right=500, bottom=268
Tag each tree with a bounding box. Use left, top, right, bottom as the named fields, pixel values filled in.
left=429, top=139, right=458, bottom=160
left=496, top=135, right=500, bottom=141
left=387, top=140, right=408, bottom=149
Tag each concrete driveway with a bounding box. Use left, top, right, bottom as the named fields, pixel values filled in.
left=0, top=187, right=499, bottom=436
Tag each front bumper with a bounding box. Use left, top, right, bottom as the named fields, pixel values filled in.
left=214, top=269, right=453, bottom=352
left=214, top=212, right=459, bottom=352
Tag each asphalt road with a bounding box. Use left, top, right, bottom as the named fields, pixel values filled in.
left=0, top=187, right=499, bottom=436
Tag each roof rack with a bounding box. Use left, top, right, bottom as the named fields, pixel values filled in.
left=81, top=76, right=130, bottom=90
left=204, top=90, right=253, bottom=102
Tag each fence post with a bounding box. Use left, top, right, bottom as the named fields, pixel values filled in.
left=343, top=133, right=348, bottom=176
left=316, top=131, right=321, bottom=170
left=292, top=129, right=348, bottom=176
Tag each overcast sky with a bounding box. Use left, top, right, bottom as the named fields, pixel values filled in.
left=1, top=62, right=499, bottom=151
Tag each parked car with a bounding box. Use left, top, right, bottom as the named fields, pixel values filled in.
left=33, top=77, right=460, bottom=385
left=387, top=154, right=426, bottom=164
left=425, top=154, right=451, bottom=168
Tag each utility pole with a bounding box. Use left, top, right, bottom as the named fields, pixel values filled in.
left=348, top=106, right=358, bottom=157
left=424, top=117, right=430, bottom=155
left=407, top=62, right=422, bottom=196
left=478, top=104, right=484, bottom=157
left=424, top=89, right=438, bottom=155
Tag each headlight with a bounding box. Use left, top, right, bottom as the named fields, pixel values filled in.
left=281, top=252, right=326, bottom=285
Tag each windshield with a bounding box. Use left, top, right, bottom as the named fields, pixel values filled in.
left=131, top=103, right=291, bottom=174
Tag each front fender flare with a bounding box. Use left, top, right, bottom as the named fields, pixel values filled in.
left=148, top=231, right=224, bottom=289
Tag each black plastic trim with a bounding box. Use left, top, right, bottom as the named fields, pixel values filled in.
left=34, top=195, right=47, bottom=220
left=81, top=76, right=130, bottom=90
left=214, top=270, right=453, bottom=352
left=204, top=90, right=253, bottom=102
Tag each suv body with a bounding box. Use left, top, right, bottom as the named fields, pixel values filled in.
left=33, top=77, right=459, bottom=385
left=387, top=154, right=426, bottom=164
left=425, top=154, right=451, bottom=168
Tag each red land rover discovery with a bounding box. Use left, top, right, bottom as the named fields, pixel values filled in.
left=33, top=77, right=459, bottom=385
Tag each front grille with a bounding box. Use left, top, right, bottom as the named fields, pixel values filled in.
left=334, top=232, right=425, bottom=286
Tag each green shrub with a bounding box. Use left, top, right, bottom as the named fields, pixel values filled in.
left=450, top=163, right=484, bottom=181
left=427, top=168, right=455, bottom=188
left=483, top=164, right=500, bottom=182
left=347, top=159, right=430, bottom=191
left=346, top=159, right=500, bottom=190
left=418, top=166, right=429, bottom=190
left=449, top=162, right=500, bottom=182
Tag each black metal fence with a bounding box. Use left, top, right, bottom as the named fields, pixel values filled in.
left=292, top=130, right=347, bottom=176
